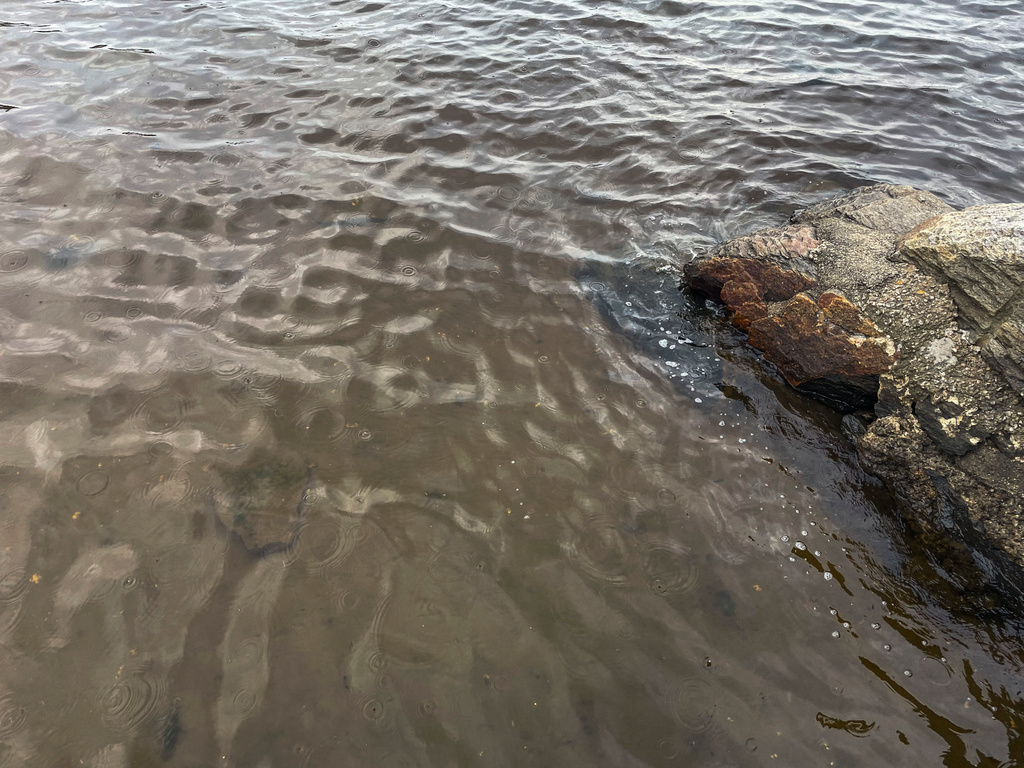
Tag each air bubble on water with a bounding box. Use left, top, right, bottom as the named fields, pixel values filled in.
left=842, top=622, right=849, bottom=628
left=832, top=631, right=840, bottom=638
left=719, top=421, right=725, bottom=427
left=794, top=541, right=806, bottom=551
left=814, top=550, right=821, bottom=557
left=801, top=530, right=808, bottom=536
left=830, top=609, right=837, bottom=616
left=903, top=670, right=912, bottom=677
left=666, top=361, right=679, bottom=368
left=824, top=572, right=833, bottom=581
left=884, top=644, right=891, bottom=651
left=694, top=398, right=702, bottom=403
left=739, top=438, right=746, bottom=443
left=871, top=623, right=880, bottom=630
left=780, top=535, right=790, bottom=543
left=659, top=339, right=668, bottom=347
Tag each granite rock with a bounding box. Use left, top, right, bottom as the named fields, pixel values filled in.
left=682, top=184, right=1024, bottom=590
left=899, top=204, right=1024, bottom=394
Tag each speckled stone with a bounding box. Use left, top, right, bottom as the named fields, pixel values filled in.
left=680, top=184, right=1024, bottom=587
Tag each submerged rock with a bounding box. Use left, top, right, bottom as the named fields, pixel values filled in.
left=577, top=258, right=724, bottom=401
left=683, top=184, right=1024, bottom=587
left=210, top=451, right=315, bottom=556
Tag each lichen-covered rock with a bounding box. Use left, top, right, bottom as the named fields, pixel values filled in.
left=859, top=414, right=1024, bottom=575
left=681, top=183, right=1024, bottom=589
left=898, top=204, right=1024, bottom=395
left=792, top=184, right=951, bottom=235
left=899, top=205, right=1024, bottom=329
left=987, top=311, right=1024, bottom=393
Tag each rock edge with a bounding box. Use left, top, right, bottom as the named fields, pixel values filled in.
left=684, top=184, right=1024, bottom=589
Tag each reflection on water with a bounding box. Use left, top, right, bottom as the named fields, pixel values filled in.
left=1, top=0, right=1024, bottom=765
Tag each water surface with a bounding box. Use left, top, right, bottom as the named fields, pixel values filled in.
left=1, top=1, right=1024, bottom=766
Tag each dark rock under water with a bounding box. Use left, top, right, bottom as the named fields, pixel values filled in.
left=577, top=257, right=723, bottom=401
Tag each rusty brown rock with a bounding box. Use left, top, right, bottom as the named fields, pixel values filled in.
left=686, top=224, right=819, bottom=304
left=687, top=256, right=816, bottom=306
left=818, top=291, right=881, bottom=336
left=678, top=183, right=1024, bottom=592
left=732, top=301, right=770, bottom=332
left=686, top=222, right=894, bottom=403
left=747, top=292, right=897, bottom=387
left=719, top=279, right=767, bottom=331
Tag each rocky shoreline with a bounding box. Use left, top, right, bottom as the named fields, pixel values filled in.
left=682, top=184, right=1024, bottom=594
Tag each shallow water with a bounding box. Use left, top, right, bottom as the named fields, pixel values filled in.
left=1, top=0, right=1024, bottom=765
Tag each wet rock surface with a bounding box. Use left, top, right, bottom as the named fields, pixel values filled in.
left=746, top=291, right=896, bottom=411
left=684, top=184, right=1024, bottom=588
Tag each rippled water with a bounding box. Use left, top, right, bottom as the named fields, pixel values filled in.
left=2, top=0, right=1023, bottom=765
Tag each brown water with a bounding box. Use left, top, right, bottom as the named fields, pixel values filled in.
left=2, top=1, right=1024, bottom=766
